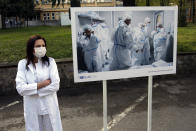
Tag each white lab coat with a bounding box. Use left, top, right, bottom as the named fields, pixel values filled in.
left=15, top=57, right=63, bottom=131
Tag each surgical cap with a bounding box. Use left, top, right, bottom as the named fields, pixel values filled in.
left=156, top=23, right=163, bottom=28
left=83, top=24, right=93, bottom=32
left=122, top=14, right=132, bottom=21
left=144, top=17, right=151, bottom=23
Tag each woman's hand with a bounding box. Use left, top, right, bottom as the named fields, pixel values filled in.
left=37, top=79, right=51, bottom=90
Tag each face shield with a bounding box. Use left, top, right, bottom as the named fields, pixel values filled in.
left=83, top=25, right=93, bottom=37
left=156, top=23, right=163, bottom=32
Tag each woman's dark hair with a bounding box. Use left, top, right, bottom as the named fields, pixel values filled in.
left=26, top=35, right=50, bottom=70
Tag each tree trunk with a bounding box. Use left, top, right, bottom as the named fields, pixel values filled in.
left=26, top=17, right=29, bottom=27
left=146, top=0, right=150, bottom=6
left=16, top=16, right=18, bottom=28
left=123, top=0, right=135, bottom=6
left=1, top=14, right=6, bottom=29
left=192, top=0, right=195, bottom=23
left=160, top=0, right=164, bottom=6
left=190, top=0, right=192, bottom=22
left=160, top=0, right=169, bottom=6
left=178, top=0, right=187, bottom=27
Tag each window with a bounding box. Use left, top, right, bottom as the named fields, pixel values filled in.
left=47, top=13, right=50, bottom=20
left=43, top=13, right=47, bottom=20
left=52, top=13, right=55, bottom=20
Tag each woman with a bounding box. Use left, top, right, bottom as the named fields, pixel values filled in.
left=15, top=35, right=63, bottom=131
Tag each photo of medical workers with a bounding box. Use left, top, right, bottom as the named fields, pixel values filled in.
left=74, top=10, right=175, bottom=74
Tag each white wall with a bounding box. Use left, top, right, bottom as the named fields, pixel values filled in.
left=75, top=12, right=91, bottom=33
left=60, top=12, right=71, bottom=26
left=75, top=10, right=175, bottom=36
left=164, top=10, right=175, bottom=33
left=98, top=11, right=155, bottom=34
left=99, top=11, right=113, bottom=30
left=113, top=11, right=154, bottom=31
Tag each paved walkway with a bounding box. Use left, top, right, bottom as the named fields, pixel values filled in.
left=0, top=74, right=196, bottom=131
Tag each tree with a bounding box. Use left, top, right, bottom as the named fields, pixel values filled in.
left=0, top=0, right=35, bottom=29
left=22, top=0, right=35, bottom=27
left=0, top=0, right=8, bottom=29
left=160, top=0, right=170, bottom=6
left=192, top=0, right=195, bottom=23
left=178, top=0, right=187, bottom=26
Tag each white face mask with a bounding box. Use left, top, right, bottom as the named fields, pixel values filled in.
left=157, top=27, right=161, bottom=32
left=34, top=47, right=47, bottom=58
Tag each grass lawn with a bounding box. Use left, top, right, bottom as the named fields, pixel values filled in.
left=0, top=26, right=72, bottom=63
left=0, top=25, right=196, bottom=63
left=178, top=24, right=196, bottom=52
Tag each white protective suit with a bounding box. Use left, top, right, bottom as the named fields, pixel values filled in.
left=144, top=17, right=151, bottom=38
left=132, top=24, right=146, bottom=66
left=15, top=58, right=62, bottom=131
left=153, top=28, right=167, bottom=61
left=92, top=23, right=112, bottom=66
left=110, top=19, right=134, bottom=70
left=84, top=34, right=103, bottom=72
left=143, top=17, right=152, bottom=64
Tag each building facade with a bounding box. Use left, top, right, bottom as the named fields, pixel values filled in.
left=34, top=0, right=115, bottom=26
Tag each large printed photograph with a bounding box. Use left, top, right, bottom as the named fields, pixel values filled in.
left=71, top=7, right=178, bottom=82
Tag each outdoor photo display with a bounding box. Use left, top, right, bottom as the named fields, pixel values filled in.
left=71, top=6, right=178, bottom=82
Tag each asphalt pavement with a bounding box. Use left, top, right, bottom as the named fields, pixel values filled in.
left=0, top=74, right=196, bottom=131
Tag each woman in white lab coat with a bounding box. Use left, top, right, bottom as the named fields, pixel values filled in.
left=15, top=35, right=63, bottom=131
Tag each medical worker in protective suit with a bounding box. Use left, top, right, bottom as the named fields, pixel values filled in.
left=91, top=22, right=112, bottom=67
left=143, top=17, right=153, bottom=64
left=165, top=24, right=174, bottom=62
left=153, top=23, right=167, bottom=61
left=144, top=17, right=151, bottom=37
left=109, top=14, right=134, bottom=70
left=131, top=23, right=146, bottom=66
left=77, top=29, right=89, bottom=71
left=83, top=25, right=103, bottom=72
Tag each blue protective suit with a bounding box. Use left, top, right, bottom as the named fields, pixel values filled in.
left=131, top=28, right=146, bottom=66
left=77, top=34, right=89, bottom=71
left=165, top=33, right=174, bottom=62
left=109, top=22, right=134, bottom=70
left=92, top=23, right=112, bottom=67
left=153, top=29, right=167, bottom=61
left=84, top=34, right=102, bottom=72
